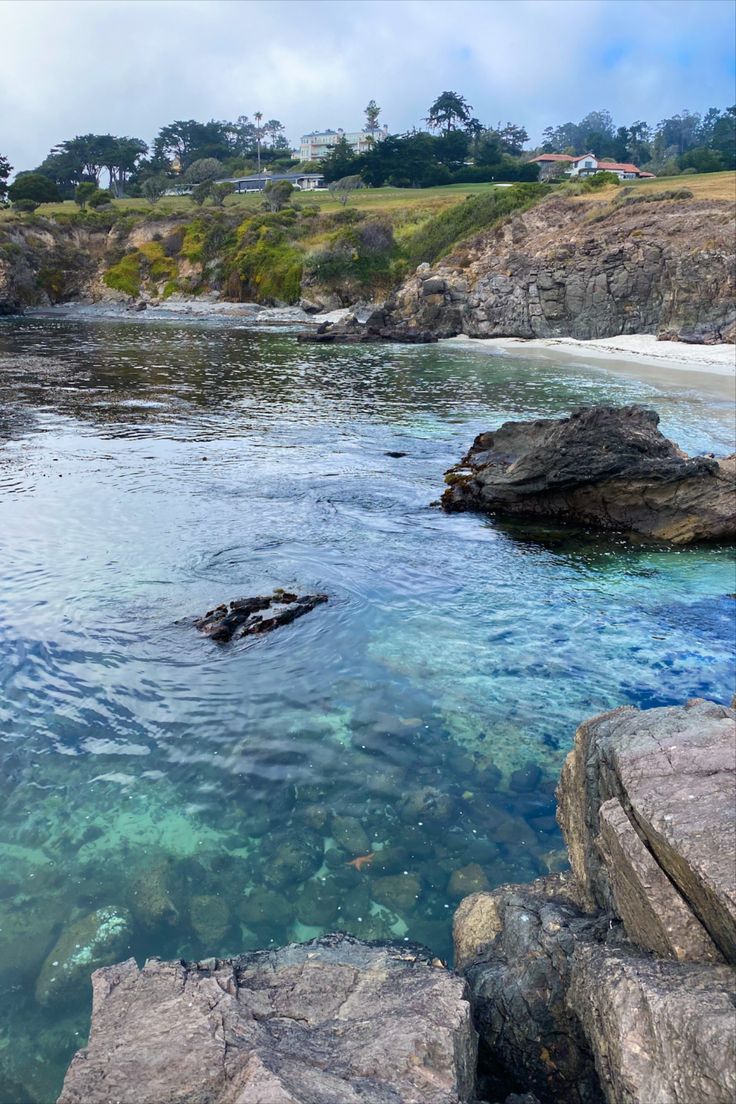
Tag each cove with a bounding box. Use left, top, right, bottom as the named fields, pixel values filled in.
left=0, top=314, right=734, bottom=1103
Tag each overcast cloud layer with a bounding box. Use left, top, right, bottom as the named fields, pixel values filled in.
left=1, top=0, right=734, bottom=173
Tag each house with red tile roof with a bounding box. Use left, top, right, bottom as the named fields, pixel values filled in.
left=528, top=151, right=655, bottom=181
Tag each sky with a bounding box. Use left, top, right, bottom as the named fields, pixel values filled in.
left=1, top=0, right=734, bottom=174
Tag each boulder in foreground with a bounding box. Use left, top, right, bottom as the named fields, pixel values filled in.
left=58, top=933, right=477, bottom=1104
left=454, top=699, right=736, bottom=1103
left=441, top=405, right=735, bottom=544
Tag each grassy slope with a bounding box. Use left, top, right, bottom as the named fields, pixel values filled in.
left=571, top=170, right=736, bottom=203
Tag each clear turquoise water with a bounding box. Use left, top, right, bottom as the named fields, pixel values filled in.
left=0, top=315, right=734, bottom=1102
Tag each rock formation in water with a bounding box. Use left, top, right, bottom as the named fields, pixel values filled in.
left=453, top=698, right=736, bottom=1104
left=383, top=194, right=736, bottom=343
left=441, top=404, right=736, bottom=544
left=297, top=310, right=438, bottom=344
left=57, top=933, right=477, bottom=1104
left=195, top=589, right=328, bottom=643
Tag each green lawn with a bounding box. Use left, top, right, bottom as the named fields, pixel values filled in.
left=0, top=182, right=514, bottom=224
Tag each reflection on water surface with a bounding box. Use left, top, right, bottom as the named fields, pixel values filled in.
left=0, top=315, right=734, bottom=1102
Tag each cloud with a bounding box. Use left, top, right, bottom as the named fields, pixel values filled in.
left=0, top=0, right=733, bottom=173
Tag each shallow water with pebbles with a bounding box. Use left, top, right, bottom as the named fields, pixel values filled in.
left=0, top=313, right=734, bottom=1102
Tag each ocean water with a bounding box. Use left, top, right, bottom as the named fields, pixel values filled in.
left=0, top=314, right=734, bottom=1102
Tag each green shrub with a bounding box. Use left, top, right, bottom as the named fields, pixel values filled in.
left=403, top=184, right=548, bottom=267
left=103, top=252, right=143, bottom=297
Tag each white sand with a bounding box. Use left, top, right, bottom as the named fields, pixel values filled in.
left=447, top=334, right=736, bottom=399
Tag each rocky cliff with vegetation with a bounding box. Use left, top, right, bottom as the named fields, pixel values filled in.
left=1, top=183, right=734, bottom=343
left=384, top=190, right=736, bottom=342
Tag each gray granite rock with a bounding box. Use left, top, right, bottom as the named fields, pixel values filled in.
left=558, top=697, right=736, bottom=961
left=58, top=933, right=477, bottom=1104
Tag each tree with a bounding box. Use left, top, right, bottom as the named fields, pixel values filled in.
left=426, top=91, right=473, bottom=134
left=254, top=111, right=264, bottom=172
left=0, top=154, right=12, bottom=201
left=153, top=120, right=232, bottom=171
left=87, top=188, right=113, bottom=208
left=262, top=179, right=293, bottom=211
left=8, top=172, right=60, bottom=204
left=329, top=174, right=362, bottom=205
left=191, top=181, right=213, bottom=206
left=436, top=129, right=469, bottom=169
left=496, top=122, right=529, bottom=157
left=209, top=182, right=234, bottom=207
left=184, top=158, right=224, bottom=184
left=365, top=99, right=381, bottom=137
left=321, top=135, right=360, bottom=182
left=709, top=106, right=736, bottom=169
left=74, top=181, right=98, bottom=208
left=678, top=147, right=725, bottom=173
left=141, top=175, right=168, bottom=205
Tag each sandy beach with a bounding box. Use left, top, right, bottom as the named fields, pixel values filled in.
left=448, top=333, right=736, bottom=400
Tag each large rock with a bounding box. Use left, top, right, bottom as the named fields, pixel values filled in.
left=455, top=876, right=604, bottom=1104
left=441, top=405, right=736, bottom=544
left=453, top=699, right=736, bottom=1104
left=36, top=906, right=132, bottom=1007
left=454, top=878, right=736, bottom=1104
left=558, top=698, right=736, bottom=962
left=58, top=933, right=477, bottom=1104
left=569, top=940, right=736, bottom=1104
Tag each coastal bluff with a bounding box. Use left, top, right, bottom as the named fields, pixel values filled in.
left=58, top=699, right=736, bottom=1104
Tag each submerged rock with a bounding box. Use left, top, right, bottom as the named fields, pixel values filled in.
left=442, top=405, right=736, bottom=544
left=35, top=906, right=131, bottom=1007
left=58, top=933, right=477, bottom=1104
left=195, top=588, right=328, bottom=643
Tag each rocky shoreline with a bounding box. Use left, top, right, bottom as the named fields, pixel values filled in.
left=57, top=697, right=736, bottom=1104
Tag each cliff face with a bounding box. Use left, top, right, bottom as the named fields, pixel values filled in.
left=385, top=195, right=736, bottom=342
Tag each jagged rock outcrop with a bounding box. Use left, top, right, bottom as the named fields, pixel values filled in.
left=297, top=308, right=438, bottom=344
left=384, top=195, right=736, bottom=342
left=453, top=699, right=736, bottom=1104
left=195, top=589, right=328, bottom=643
left=58, top=933, right=477, bottom=1104
left=558, top=697, right=736, bottom=962
left=442, top=405, right=736, bottom=544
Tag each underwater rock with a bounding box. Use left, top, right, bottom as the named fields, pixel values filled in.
left=442, top=405, right=736, bottom=544
left=239, top=887, right=295, bottom=931
left=129, top=860, right=181, bottom=930
left=262, top=831, right=324, bottom=888
left=399, top=786, right=456, bottom=827
left=195, top=589, right=328, bottom=644
left=294, top=877, right=341, bottom=927
left=330, top=812, right=371, bottom=855
left=448, top=863, right=492, bottom=899
left=189, top=895, right=230, bottom=944
left=372, top=873, right=423, bottom=914
left=59, top=934, right=476, bottom=1104
left=35, top=906, right=131, bottom=1007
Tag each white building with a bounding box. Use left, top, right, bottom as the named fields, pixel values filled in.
left=299, top=126, right=388, bottom=161
left=527, top=152, right=655, bottom=181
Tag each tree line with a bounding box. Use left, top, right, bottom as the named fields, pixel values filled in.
left=1, top=95, right=734, bottom=208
